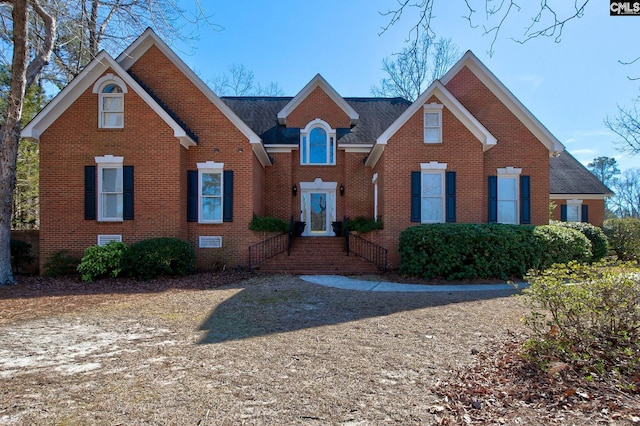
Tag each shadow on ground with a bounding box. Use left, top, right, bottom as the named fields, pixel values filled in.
left=198, top=275, right=521, bottom=344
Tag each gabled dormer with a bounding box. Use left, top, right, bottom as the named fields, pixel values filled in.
left=277, top=74, right=359, bottom=129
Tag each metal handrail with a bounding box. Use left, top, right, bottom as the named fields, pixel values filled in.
left=248, top=232, right=288, bottom=269
left=343, top=216, right=387, bottom=271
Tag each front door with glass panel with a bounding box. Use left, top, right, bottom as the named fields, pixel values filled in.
left=300, top=180, right=336, bottom=236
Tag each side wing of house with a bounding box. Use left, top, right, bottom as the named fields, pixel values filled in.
left=549, top=152, right=613, bottom=225
left=23, top=29, right=271, bottom=271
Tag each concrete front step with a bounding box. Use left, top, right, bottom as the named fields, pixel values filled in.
left=255, top=236, right=379, bottom=274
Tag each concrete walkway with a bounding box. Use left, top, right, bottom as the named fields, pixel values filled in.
left=299, top=275, right=527, bottom=292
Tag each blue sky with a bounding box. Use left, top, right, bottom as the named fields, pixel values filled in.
left=174, top=1, right=639, bottom=172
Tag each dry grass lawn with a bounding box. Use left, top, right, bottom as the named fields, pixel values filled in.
left=0, top=272, right=637, bottom=425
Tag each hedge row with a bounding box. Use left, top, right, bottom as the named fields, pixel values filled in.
left=77, top=237, right=195, bottom=282
left=398, top=223, right=602, bottom=280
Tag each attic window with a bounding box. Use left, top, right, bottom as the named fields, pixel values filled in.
left=423, top=103, right=443, bottom=143
left=93, top=74, right=128, bottom=129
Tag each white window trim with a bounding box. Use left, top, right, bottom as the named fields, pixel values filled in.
left=423, top=103, right=443, bottom=144
left=95, top=155, right=124, bottom=222
left=420, top=162, right=447, bottom=224
left=496, top=167, right=522, bottom=225
left=566, top=199, right=583, bottom=222
left=93, top=74, right=127, bottom=129
left=197, top=161, right=224, bottom=224
left=300, top=119, right=336, bottom=165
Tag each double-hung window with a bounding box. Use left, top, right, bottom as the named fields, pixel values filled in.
left=424, top=103, right=443, bottom=143
left=421, top=172, right=444, bottom=223
left=197, top=161, right=224, bottom=223
left=411, top=162, right=455, bottom=224
left=300, top=119, right=336, bottom=165
left=96, top=155, right=124, bottom=221
left=496, top=167, right=522, bottom=225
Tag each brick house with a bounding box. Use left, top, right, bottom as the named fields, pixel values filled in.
left=22, top=29, right=611, bottom=272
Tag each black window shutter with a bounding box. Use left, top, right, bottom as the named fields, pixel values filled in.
left=223, top=170, right=233, bottom=222
left=123, top=166, right=134, bottom=220
left=445, top=171, right=456, bottom=223
left=560, top=204, right=567, bottom=221
left=488, top=175, right=497, bottom=223
left=410, top=171, right=421, bottom=222
left=520, top=175, right=531, bottom=224
left=187, top=171, right=198, bottom=222
left=581, top=204, right=589, bottom=223
left=84, top=165, right=96, bottom=220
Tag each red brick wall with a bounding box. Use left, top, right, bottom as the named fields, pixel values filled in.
left=446, top=67, right=550, bottom=226
left=129, top=45, right=261, bottom=269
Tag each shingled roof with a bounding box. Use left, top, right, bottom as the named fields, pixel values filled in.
left=550, top=151, right=613, bottom=196
left=221, top=96, right=411, bottom=145
left=222, top=95, right=610, bottom=197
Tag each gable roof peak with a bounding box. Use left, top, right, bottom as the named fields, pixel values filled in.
left=277, top=73, right=359, bottom=126
left=116, top=27, right=271, bottom=167
left=441, top=50, right=565, bottom=155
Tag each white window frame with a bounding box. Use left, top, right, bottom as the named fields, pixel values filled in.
left=420, top=162, right=447, bottom=223
left=566, top=199, right=583, bottom=222
left=93, top=74, right=127, bottom=129
left=497, top=167, right=522, bottom=225
left=423, top=103, right=443, bottom=144
left=197, top=161, right=224, bottom=224
left=95, top=155, right=124, bottom=222
left=300, top=119, right=336, bottom=165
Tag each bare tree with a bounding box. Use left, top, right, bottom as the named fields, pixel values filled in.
left=379, top=0, right=590, bottom=56
left=371, top=35, right=459, bottom=101
left=611, top=168, right=640, bottom=218
left=211, top=64, right=284, bottom=96
left=0, top=0, right=55, bottom=285
left=605, top=100, right=640, bottom=156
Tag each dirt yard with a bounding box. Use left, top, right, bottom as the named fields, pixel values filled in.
left=0, top=272, right=638, bottom=425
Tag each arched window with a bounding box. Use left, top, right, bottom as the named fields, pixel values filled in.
left=300, top=119, right=335, bottom=165
left=93, top=74, right=127, bottom=129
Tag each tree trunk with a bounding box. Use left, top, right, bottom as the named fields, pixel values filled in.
left=0, top=0, right=29, bottom=285
left=0, top=0, right=55, bottom=285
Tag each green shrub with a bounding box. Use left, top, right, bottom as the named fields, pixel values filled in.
left=398, top=223, right=594, bottom=280
left=43, top=251, right=80, bottom=277
left=532, top=225, right=592, bottom=270
left=603, top=217, right=640, bottom=261
left=249, top=215, right=289, bottom=233
left=77, top=242, right=127, bottom=282
left=10, top=239, right=33, bottom=273
left=399, top=223, right=539, bottom=280
left=345, top=216, right=383, bottom=234
left=121, top=237, right=195, bottom=280
left=522, top=261, right=640, bottom=383
left=552, top=221, right=608, bottom=261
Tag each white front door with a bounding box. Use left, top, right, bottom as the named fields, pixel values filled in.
left=300, top=178, right=337, bottom=236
